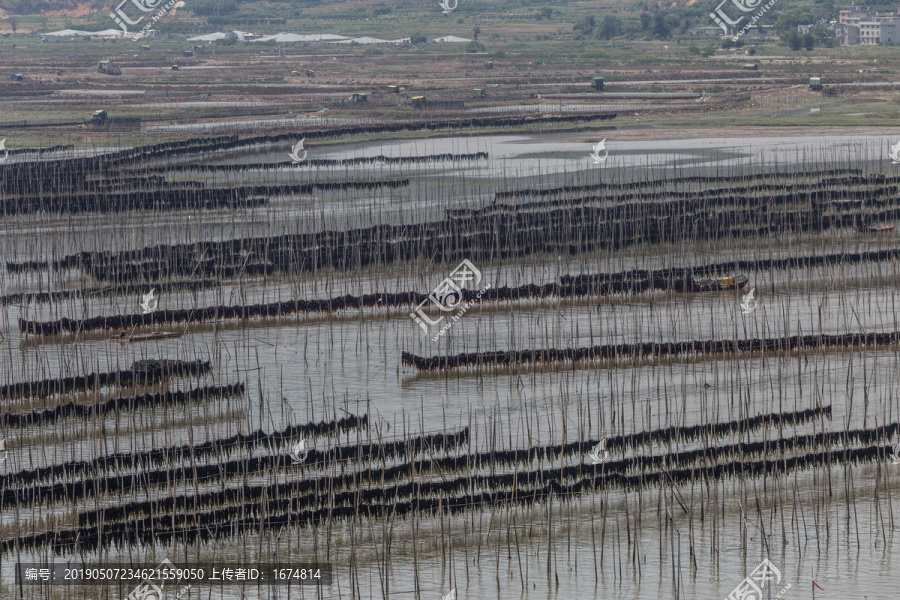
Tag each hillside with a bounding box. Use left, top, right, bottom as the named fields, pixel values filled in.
left=2, top=0, right=899, bottom=39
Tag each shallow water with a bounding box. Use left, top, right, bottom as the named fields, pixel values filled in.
left=2, top=131, right=900, bottom=599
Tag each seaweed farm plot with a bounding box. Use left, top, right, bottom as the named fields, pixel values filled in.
left=13, top=167, right=898, bottom=285
left=3, top=132, right=900, bottom=600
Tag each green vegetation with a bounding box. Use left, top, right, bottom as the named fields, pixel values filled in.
left=644, top=94, right=899, bottom=129
left=0, top=0, right=81, bottom=12
left=188, top=0, right=239, bottom=16
left=0, top=0, right=845, bottom=45
left=0, top=0, right=896, bottom=75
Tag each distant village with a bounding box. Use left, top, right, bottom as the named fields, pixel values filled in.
left=690, top=5, right=899, bottom=45
left=813, top=6, right=900, bottom=45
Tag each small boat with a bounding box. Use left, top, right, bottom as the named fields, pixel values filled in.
left=677, top=274, right=749, bottom=292
left=864, top=224, right=895, bottom=233
left=113, top=331, right=183, bottom=342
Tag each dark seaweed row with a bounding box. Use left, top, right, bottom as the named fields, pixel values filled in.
left=0, top=136, right=238, bottom=191
left=1, top=179, right=409, bottom=215
left=0, top=405, right=826, bottom=509
left=1, top=111, right=613, bottom=195
left=0, top=384, right=244, bottom=428
left=88, top=262, right=277, bottom=283
left=299, top=151, right=488, bottom=166
left=0, top=279, right=220, bottom=305
left=480, top=175, right=882, bottom=218
left=1, top=112, right=611, bottom=191
left=75, top=406, right=834, bottom=527
left=401, top=331, right=900, bottom=370
left=8, top=169, right=886, bottom=278
left=8, top=443, right=886, bottom=554
left=515, top=181, right=900, bottom=221
left=0, top=360, right=210, bottom=400
left=152, top=153, right=489, bottom=172
left=0, top=426, right=466, bottom=509
left=75, top=175, right=172, bottom=191
left=489, top=169, right=869, bottom=200
left=19, top=299, right=406, bottom=334
left=11, top=278, right=731, bottom=333
left=0, top=413, right=370, bottom=492
left=61, top=182, right=900, bottom=282
left=78, top=431, right=881, bottom=529
left=71, top=202, right=900, bottom=284
left=16, top=249, right=900, bottom=335
left=11, top=242, right=898, bottom=300
left=0, top=189, right=267, bottom=215
left=604, top=404, right=831, bottom=451
left=4, top=144, right=74, bottom=157
left=562, top=248, right=900, bottom=287
left=153, top=113, right=616, bottom=156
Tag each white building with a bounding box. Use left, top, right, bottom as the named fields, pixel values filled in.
left=431, top=35, right=472, bottom=43
left=833, top=23, right=860, bottom=45
left=252, top=33, right=348, bottom=43
left=838, top=7, right=877, bottom=25
left=332, top=37, right=410, bottom=44
left=856, top=16, right=900, bottom=44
